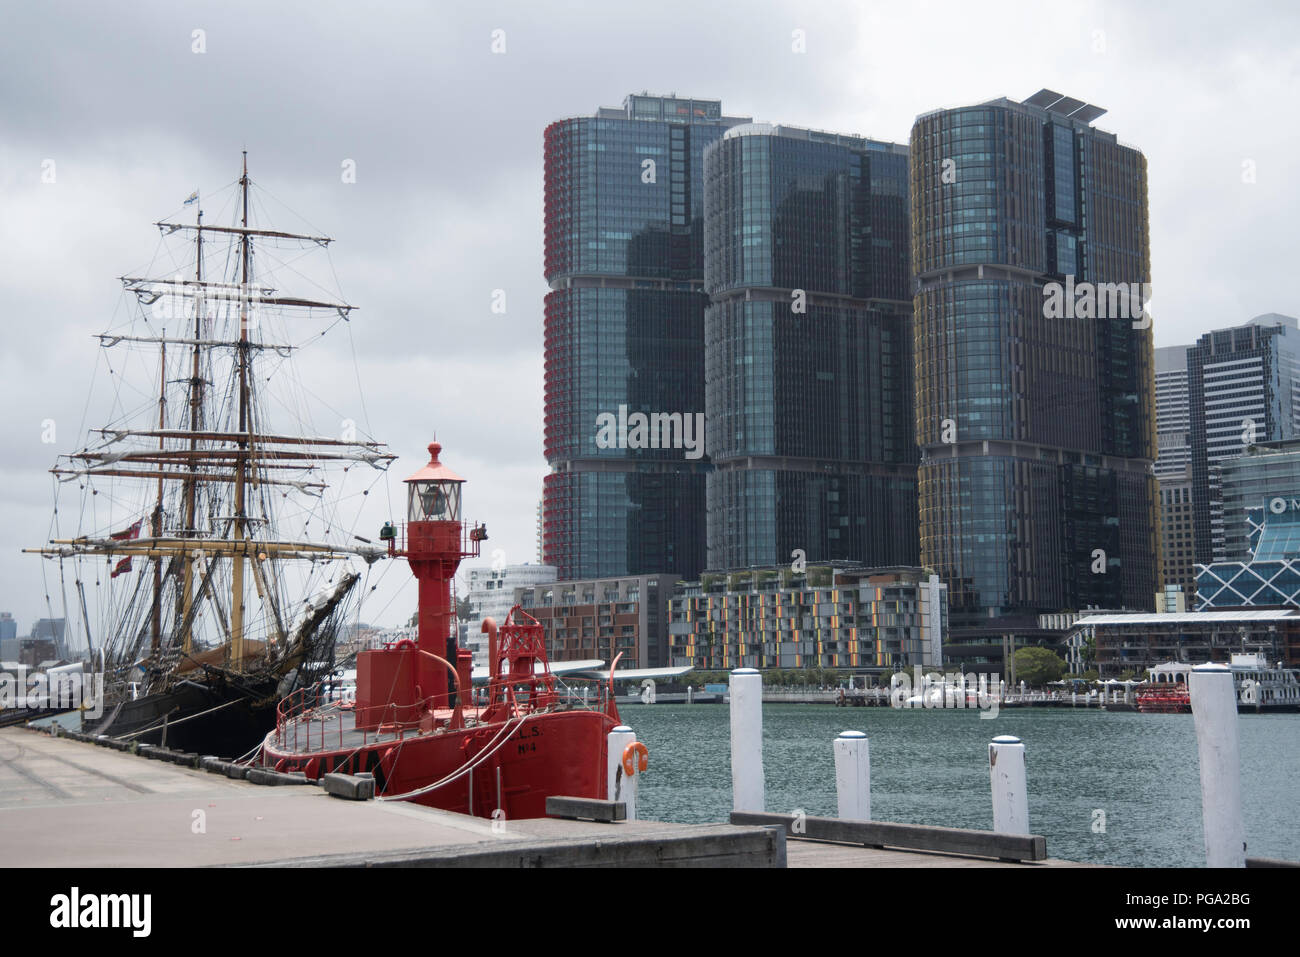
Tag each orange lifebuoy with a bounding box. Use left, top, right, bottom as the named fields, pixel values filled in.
left=621, top=741, right=649, bottom=776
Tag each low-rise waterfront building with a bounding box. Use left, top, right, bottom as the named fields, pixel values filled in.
left=515, top=573, right=676, bottom=670
left=1068, top=609, right=1300, bottom=678
left=668, top=564, right=945, bottom=674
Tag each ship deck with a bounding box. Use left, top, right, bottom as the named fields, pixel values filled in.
left=270, top=704, right=468, bottom=756
left=270, top=694, right=609, bottom=758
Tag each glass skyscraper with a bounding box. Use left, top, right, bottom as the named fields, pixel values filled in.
left=702, top=124, right=918, bottom=569
left=1186, top=314, right=1300, bottom=565
left=542, top=95, right=750, bottom=580
left=910, top=90, right=1158, bottom=638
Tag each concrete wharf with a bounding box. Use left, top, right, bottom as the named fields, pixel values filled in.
left=0, top=727, right=1088, bottom=868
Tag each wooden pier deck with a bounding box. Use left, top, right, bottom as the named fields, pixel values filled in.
left=0, top=727, right=1091, bottom=868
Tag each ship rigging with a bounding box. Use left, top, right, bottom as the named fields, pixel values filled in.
left=25, top=155, right=395, bottom=753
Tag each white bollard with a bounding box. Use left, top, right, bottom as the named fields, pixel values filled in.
left=606, top=725, right=638, bottom=821
left=833, top=731, right=871, bottom=821
left=989, top=734, right=1029, bottom=835
left=730, top=668, right=764, bottom=813
left=1189, top=664, right=1245, bottom=867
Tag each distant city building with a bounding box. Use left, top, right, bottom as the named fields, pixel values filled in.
left=1197, top=469, right=1300, bottom=610
left=0, top=612, right=16, bottom=661
left=18, top=638, right=58, bottom=668
left=910, top=90, right=1158, bottom=645
left=542, top=94, right=751, bottom=582
left=515, top=573, right=676, bottom=670
left=1070, top=610, right=1299, bottom=678
left=465, top=564, right=557, bottom=669
left=343, top=624, right=415, bottom=655
left=1187, top=314, right=1300, bottom=565
left=702, top=123, right=918, bottom=570
left=1155, top=345, right=1192, bottom=478
left=1155, top=584, right=1187, bottom=613
left=30, top=619, right=66, bottom=659
left=1218, top=437, right=1300, bottom=560
left=1159, top=467, right=1199, bottom=597
left=668, top=564, right=945, bottom=672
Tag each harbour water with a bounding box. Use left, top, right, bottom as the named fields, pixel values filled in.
left=621, top=703, right=1300, bottom=867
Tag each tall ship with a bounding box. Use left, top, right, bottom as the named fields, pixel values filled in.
left=26, top=156, right=394, bottom=756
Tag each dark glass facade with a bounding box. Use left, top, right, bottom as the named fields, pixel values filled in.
left=543, top=95, right=750, bottom=580
left=911, top=95, right=1158, bottom=635
left=702, top=125, right=918, bottom=569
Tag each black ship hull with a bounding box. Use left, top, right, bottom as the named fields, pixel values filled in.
left=90, top=677, right=282, bottom=758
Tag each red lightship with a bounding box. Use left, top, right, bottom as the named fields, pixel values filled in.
left=259, top=441, right=622, bottom=818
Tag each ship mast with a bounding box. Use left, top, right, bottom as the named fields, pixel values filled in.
left=231, top=152, right=251, bottom=669
left=27, top=155, right=394, bottom=681
left=151, top=334, right=165, bottom=656
left=179, top=198, right=204, bottom=654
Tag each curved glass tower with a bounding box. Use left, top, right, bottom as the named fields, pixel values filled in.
left=910, top=91, right=1158, bottom=636
left=543, top=95, right=750, bottom=580
left=703, top=124, right=918, bottom=569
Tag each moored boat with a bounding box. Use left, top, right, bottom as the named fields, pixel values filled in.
left=1141, top=656, right=1300, bottom=713
left=259, top=441, right=624, bottom=818
left=25, top=157, right=392, bottom=757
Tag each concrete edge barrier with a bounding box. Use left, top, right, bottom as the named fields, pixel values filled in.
left=321, top=772, right=376, bottom=801
left=545, top=795, right=626, bottom=822
left=730, top=811, right=1048, bottom=862
left=245, top=767, right=310, bottom=786
left=234, top=823, right=787, bottom=868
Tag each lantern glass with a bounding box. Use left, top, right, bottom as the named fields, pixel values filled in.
left=409, top=480, right=461, bottom=521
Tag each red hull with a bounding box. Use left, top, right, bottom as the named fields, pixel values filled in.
left=263, top=708, right=617, bottom=819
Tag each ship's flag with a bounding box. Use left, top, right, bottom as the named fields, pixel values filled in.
left=110, top=557, right=133, bottom=578
left=183, top=190, right=199, bottom=206
left=110, top=518, right=143, bottom=541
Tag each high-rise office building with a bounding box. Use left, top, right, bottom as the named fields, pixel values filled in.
left=542, top=94, right=751, bottom=581
left=1155, top=345, right=1197, bottom=597
left=911, top=90, right=1158, bottom=641
left=1187, top=314, right=1300, bottom=565
left=1155, top=345, right=1191, bottom=477
left=1158, top=467, right=1198, bottom=596
left=702, top=124, right=918, bottom=569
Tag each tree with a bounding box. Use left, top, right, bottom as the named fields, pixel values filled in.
left=1013, top=646, right=1065, bottom=687
left=456, top=595, right=474, bottom=622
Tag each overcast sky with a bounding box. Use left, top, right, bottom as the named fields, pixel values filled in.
left=2, top=0, right=1297, bottom=638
